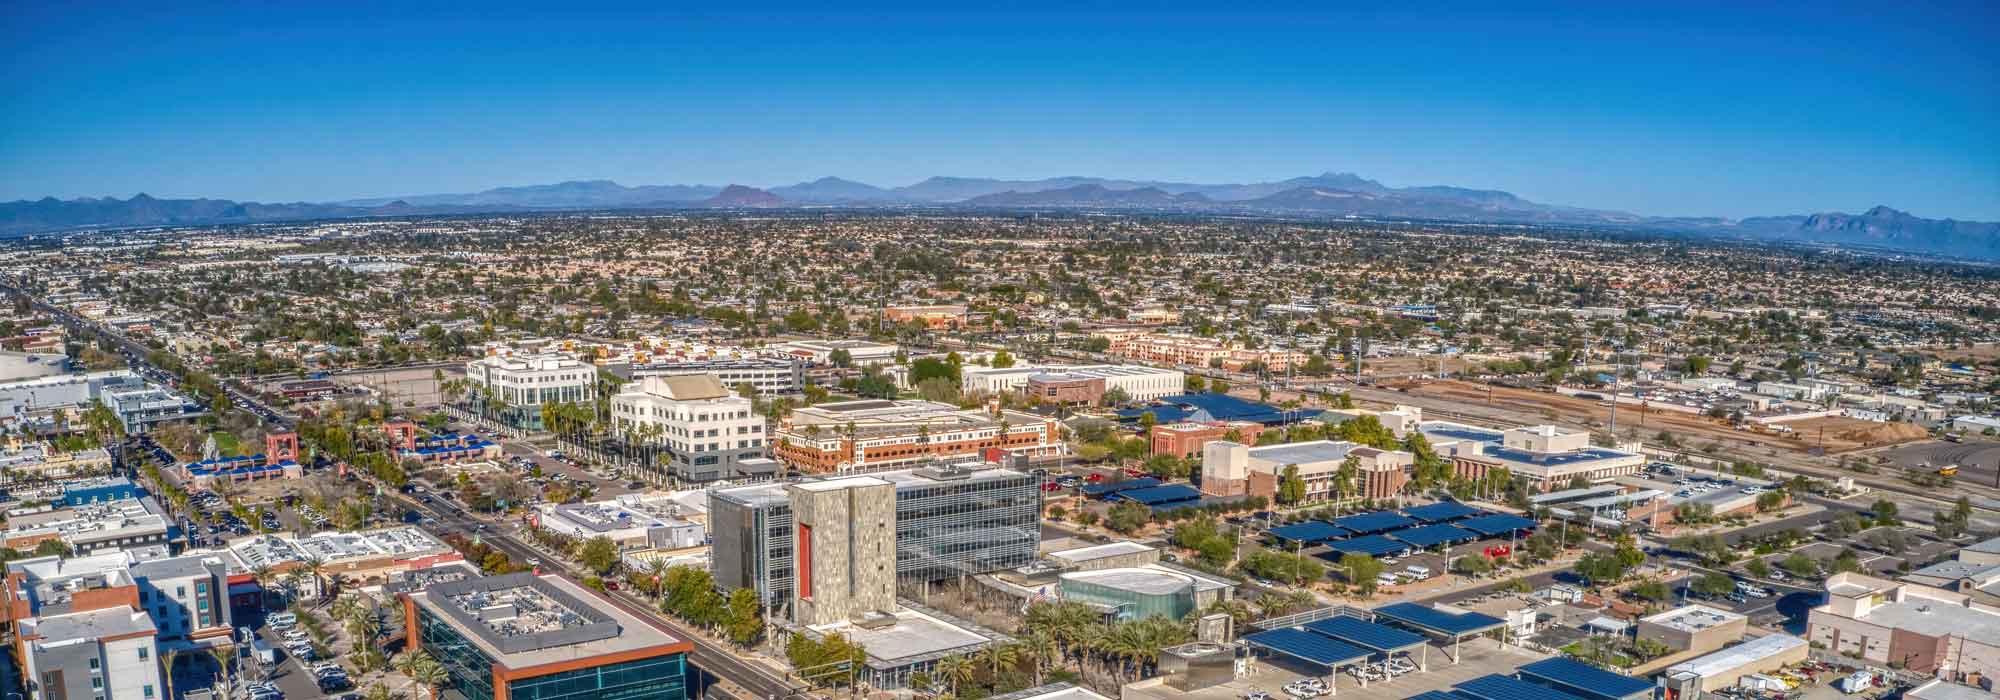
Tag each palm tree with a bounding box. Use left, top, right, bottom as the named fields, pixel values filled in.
left=982, top=643, right=1022, bottom=685
left=1020, top=630, right=1060, bottom=685
left=933, top=654, right=976, bottom=698
left=396, top=649, right=446, bottom=700
left=207, top=644, right=235, bottom=700
left=162, top=648, right=181, bottom=700
left=364, top=681, right=395, bottom=700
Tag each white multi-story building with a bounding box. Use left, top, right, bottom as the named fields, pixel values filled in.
left=464, top=352, right=597, bottom=431
left=610, top=374, right=770, bottom=483
left=629, top=357, right=804, bottom=397
left=774, top=339, right=899, bottom=366
left=959, top=364, right=1183, bottom=401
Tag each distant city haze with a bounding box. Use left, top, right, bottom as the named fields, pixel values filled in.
left=2, top=3, right=1995, bottom=220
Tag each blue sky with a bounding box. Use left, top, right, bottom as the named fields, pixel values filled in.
left=2, top=1, right=1995, bottom=219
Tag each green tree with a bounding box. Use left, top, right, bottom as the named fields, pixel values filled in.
left=1277, top=464, right=1306, bottom=504
left=990, top=349, right=1015, bottom=368
left=578, top=535, right=620, bottom=576
left=1342, top=553, right=1385, bottom=596
left=725, top=588, right=763, bottom=646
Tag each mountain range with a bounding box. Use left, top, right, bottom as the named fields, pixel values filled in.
left=4, top=173, right=1996, bottom=260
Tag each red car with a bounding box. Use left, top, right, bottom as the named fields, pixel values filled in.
left=1085, top=473, right=1105, bottom=483
left=1122, top=468, right=1148, bottom=478
left=1041, top=482, right=1063, bottom=492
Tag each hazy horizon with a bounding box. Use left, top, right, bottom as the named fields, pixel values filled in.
left=3, top=2, right=1995, bottom=220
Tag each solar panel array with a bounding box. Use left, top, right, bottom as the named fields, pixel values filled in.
left=1302, top=616, right=1428, bottom=652
left=1334, top=510, right=1419, bottom=534
left=1401, top=500, right=1482, bottom=523
left=1390, top=524, right=1479, bottom=548
left=1456, top=675, right=1589, bottom=700
left=1242, top=628, right=1371, bottom=667
left=1372, top=602, right=1506, bottom=636
left=1456, top=513, right=1538, bottom=536
left=1515, top=658, right=1654, bottom=700
left=1324, top=535, right=1410, bottom=557
left=1079, top=477, right=1160, bottom=497
left=1269, top=521, right=1347, bottom=544
left=1115, top=484, right=1203, bottom=507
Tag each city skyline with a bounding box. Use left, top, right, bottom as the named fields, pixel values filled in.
left=3, top=2, right=1996, bottom=220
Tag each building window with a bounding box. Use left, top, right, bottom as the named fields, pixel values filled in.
left=138, top=647, right=148, bottom=660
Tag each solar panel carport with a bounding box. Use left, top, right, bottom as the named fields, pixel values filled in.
left=1371, top=602, right=1508, bottom=663
left=1335, top=510, right=1419, bottom=535
left=1402, top=501, right=1483, bottom=523
left=1269, top=521, right=1347, bottom=545
left=1455, top=674, right=1588, bottom=700
left=1243, top=628, right=1370, bottom=676
left=1389, top=524, right=1479, bottom=549
left=1324, top=535, right=1410, bottom=558
left=1515, top=657, right=1653, bottom=700
left=1303, top=616, right=1431, bottom=671
left=1456, top=513, right=1538, bottom=537
left=1407, top=692, right=1475, bottom=700
left=1112, top=484, right=1202, bottom=507
left=1079, top=477, right=1159, bottom=498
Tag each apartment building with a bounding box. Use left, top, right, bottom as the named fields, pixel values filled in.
left=771, top=399, right=1061, bottom=474
left=464, top=352, right=597, bottom=431
left=1200, top=440, right=1415, bottom=501
left=1, top=551, right=205, bottom=700
left=610, top=373, right=768, bottom=483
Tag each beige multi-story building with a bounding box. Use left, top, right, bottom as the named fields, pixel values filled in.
left=609, top=373, right=768, bottom=483
left=772, top=399, right=1061, bottom=473
left=1808, top=572, right=2000, bottom=681
left=1200, top=440, right=1414, bottom=501
left=788, top=476, right=898, bottom=626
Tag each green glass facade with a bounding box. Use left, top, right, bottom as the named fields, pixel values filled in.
left=416, top=607, right=498, bottom=700
left=1059, top=575, right=1196, bottom=621
left=508, top=654, right=688, bottom=700
left=415, top=608, right=690, bottom=700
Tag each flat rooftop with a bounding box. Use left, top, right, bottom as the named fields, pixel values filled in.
left=1249, top=440, right=1358, bottom=466
left=410, top=572, right=682, bottom=669
left=808, top=604, right=999, bottom=669
left=1048, top=541, right=1155, bottom=564
left=1667, top=634, right=1806, bottom=679
left=1641, top=605, right=1744, bottom=633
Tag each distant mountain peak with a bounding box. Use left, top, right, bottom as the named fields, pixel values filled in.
left=702, top=185, right=784, bottom=208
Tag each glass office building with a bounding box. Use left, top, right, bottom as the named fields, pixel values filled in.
left=404, top=572, right=693, bottom=700
left=711, top=462, right=1042, bottom=609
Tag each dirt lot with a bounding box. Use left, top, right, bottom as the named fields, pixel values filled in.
left=334, top=366, right=451, bottom=410
left=1393, top=380, right=1927, bottom=455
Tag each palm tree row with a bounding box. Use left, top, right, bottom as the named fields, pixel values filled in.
left=927, top=601, right=1198, bottom=695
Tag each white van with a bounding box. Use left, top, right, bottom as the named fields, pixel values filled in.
left=1405, top=566, right=1433, bottom=580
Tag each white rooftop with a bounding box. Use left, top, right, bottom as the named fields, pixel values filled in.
left=1667, top=634, right=1808, bottom=679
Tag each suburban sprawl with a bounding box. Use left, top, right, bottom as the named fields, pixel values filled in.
left=0, top=211, right=1997, bottom=700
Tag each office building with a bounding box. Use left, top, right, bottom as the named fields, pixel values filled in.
left=788, top=477, right=899, bottom=626
left=610, top=374, right=768, bottom=483
left=1149, top=421, right=1263, bottom=460
left=772, top=399, right=1061, bottom=474
left=960, top=364, right=1182, bottom=401
left=709, top=462, right=1041, bottom=611
left=1809, top=572, right=2000, bottom=681
left=1419, top=422, right=1645, bottom=491
left=775, top=339, right=898, bottom=366
left=402, top=572, right=693, bottom=700
left=464, top=353, right=598, bottom=431
left=1201, top=440, right=1414, bottom=501
left=627, top=357, right=804, bottom=397
left=1, top=550, right=241, bottom=700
